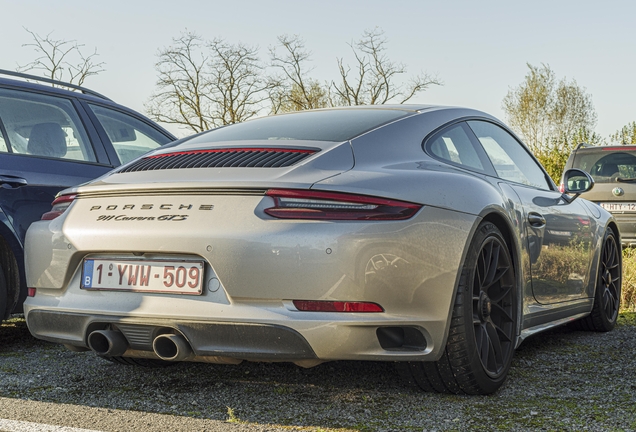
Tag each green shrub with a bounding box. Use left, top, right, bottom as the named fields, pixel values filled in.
left=622, top=248, right=636, bottom=311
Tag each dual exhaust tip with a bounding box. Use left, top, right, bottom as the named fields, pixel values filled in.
left=87, top=330, right=192, bottom=361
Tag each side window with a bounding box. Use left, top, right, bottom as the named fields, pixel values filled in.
left=0, top=88, right=96, bottom=162
left=425, top=123, right=486, bottom=171
left=467, top=121, right=551, bottom=190
left=88, top=104, right=172, bottom=164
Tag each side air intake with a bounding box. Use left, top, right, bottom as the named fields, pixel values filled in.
left=119, top=148, right=317, bottom=173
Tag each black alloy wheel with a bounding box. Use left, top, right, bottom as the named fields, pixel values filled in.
left=577, top=229, right=621, bottom=332
left=402, top=222, right=517, bottom=395
left=472, top=234, right=516, bottom=378
left=599, top=232, right=621, bottom=323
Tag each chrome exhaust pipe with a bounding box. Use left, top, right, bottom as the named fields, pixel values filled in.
left=152, top=334, right=193, bottom=361
left=87, top=330, right=128, bottom=356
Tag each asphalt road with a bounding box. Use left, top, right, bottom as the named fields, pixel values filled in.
left=0, top=314, right=635, bottom=431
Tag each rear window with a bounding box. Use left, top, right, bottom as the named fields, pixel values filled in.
left=184, top=109, right=413, bottom=144
left=573, top=149, right=636, bottom=183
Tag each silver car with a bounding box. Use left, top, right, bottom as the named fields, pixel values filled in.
left=24, top=106, right=621, bottom=395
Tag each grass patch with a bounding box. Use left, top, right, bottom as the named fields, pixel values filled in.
left=226, top=406, right=244, bottom=424
left=618, top=312, right=636, bottom=326
left=622, top=248, right=636, bottom=311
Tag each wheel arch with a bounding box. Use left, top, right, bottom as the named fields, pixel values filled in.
left=592, top=220, right=621, bottom=298
left=607, top=221, right=620, bottom=244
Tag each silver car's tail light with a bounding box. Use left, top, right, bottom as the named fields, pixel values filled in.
left=264, top=189, right=422, bottom=220
left=293, top=300, right=384, bottom=312
left=41, top=194, right=77, bottom=220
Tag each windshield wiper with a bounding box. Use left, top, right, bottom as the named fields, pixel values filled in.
left=616, top=177, right=636, bottom=182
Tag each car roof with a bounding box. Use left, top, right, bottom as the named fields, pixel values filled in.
left=0, top=74, right=111, bottom=103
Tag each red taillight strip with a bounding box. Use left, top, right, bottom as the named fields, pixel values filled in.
left=603, top=146, right=636, bottom=151
left=41, top=194, right=77, bottom=221
left=147, top=148, right=316, bottom=159
left=265, top=189, right=422, bottom=221
left=293, top=300, right=384, bottom=312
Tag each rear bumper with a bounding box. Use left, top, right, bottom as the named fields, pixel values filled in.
left=24, top=306, right=441, bottom=363
left=26, top=310, right=317, bottom=361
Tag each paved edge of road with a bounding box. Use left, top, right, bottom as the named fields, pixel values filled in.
left=0, top=397, right=284, bottom=432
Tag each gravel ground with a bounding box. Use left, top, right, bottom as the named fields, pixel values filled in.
left=0, top=314, right=635, bottom=431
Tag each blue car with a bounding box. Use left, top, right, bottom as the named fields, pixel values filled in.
left=0, top=70, right=176, bottom=318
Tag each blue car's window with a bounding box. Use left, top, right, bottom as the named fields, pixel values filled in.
left=0, top=88, right=96, bottom=162
left=185, top=109, right=413, bottom=144
left=468, top=120, right=551, bottom=190
left=88, top=104, right=172, bottom=164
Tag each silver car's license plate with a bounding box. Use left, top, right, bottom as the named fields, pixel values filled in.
left=81, top=259, right=204, bottom=294
left=599, top=202, right=636, bottom=212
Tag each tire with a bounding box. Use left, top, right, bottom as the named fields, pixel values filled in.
left=576, top=228, right=621, bottom=332
left=403, top=222, right=517, bottom=395
left=101, top=356, right=174, bottom=367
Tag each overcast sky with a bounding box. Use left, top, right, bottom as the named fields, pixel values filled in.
left=1, top=0, right=634, bottom=139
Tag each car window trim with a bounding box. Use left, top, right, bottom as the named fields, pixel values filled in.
left=69, top=98, right=111, bottom=165
left=76, top=98, right=117, bottom=168
left=422, top=118, right=497, bottom=176
left=0, top=115, right=12, bottom=153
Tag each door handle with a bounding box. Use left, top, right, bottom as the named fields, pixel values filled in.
left=528, top=212, right=546, bottom=227
left=0, top=175, right=28, bottom=188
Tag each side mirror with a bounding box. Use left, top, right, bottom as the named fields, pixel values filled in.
left=561, top=168, right=594, bottom=202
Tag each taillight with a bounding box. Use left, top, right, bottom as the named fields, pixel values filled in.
left=27, top=287, right=36, bottom=297
left=558, top=183, right=565, bottom=193
left=264, top=189, right=421, bottom=220
left=293, top=300, right=384, bottom=312
left=41, top=194, right=77, bottom=220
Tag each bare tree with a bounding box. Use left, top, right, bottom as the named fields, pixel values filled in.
left=208, top=39, right=270, bottom=125
left=18, top=28, right=105, bottom=86
left=269, top=35, right=328, bottom=113
left=147, top=32, right=269, bottom=133
left=147, top=32, right=211, bottom=132
left=332, top=28, right=440, bottom=105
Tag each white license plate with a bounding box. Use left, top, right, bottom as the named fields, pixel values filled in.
left=599, top=202, right=636, bottom=212
left=82, top=259, right=204, bottom=294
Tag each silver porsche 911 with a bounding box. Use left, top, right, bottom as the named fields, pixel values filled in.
left=24, top=105, right=621, bottom=395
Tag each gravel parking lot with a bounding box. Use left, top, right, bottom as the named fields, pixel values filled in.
left=0, top=314, right=635, bottom=431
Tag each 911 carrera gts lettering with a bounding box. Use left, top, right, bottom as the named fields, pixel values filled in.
left=95, top=215, right=189, bottom=221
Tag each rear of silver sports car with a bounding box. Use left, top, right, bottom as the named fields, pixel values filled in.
left=24, top=128, right=478, bottom=367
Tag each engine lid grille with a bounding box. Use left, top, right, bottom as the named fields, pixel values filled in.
left=119, top=147, right=317, bottom=173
